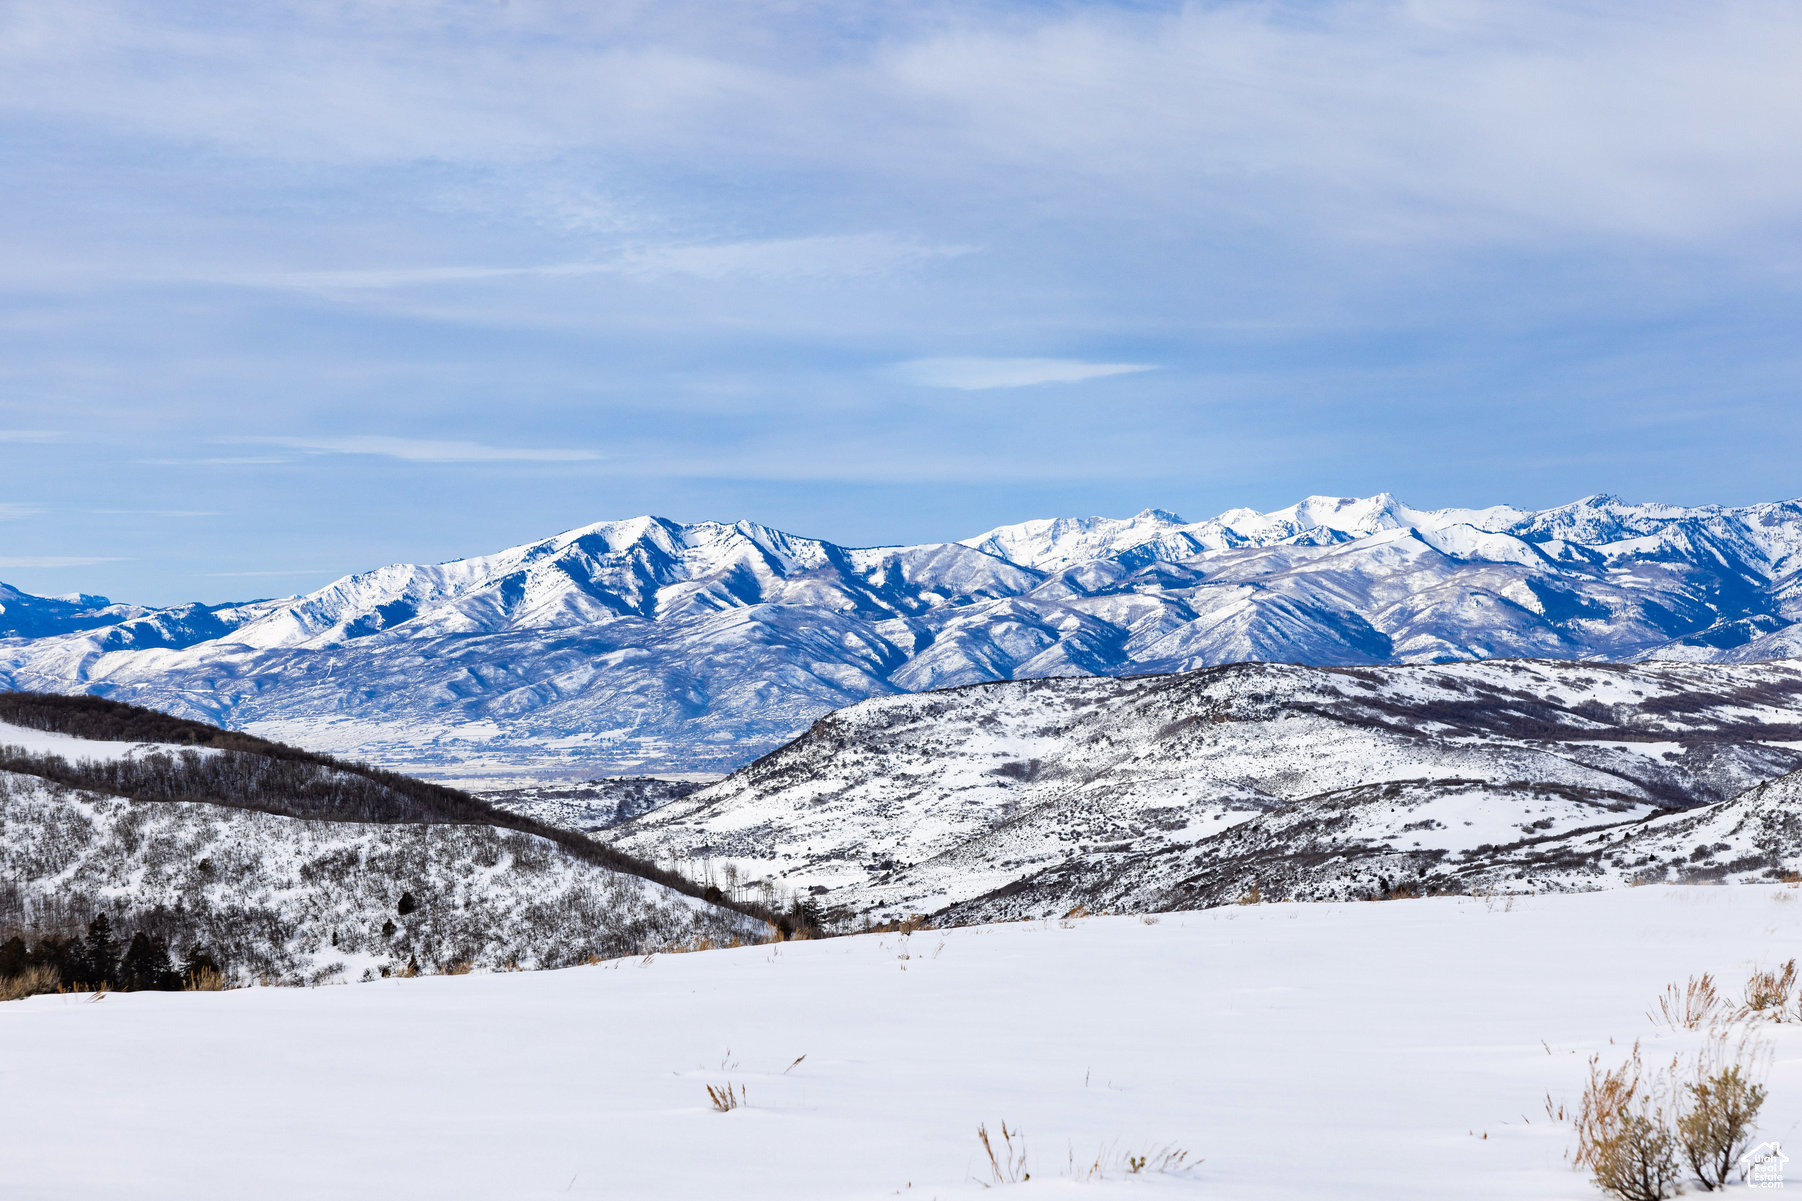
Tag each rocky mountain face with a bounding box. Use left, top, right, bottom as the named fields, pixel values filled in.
left=604, top=658, right=1802, bottom=924
left=3, top=494, right=1802, bottom=776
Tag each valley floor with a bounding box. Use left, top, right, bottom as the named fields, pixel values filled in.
left=7, top=886, right=1802, bottom=1198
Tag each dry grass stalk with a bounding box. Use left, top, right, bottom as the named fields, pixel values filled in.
left=183, top=967, right=227, bottom=992
left=977, top=1121, right=1029, bottom=1184
left=705, top=1082, right=743, bottom=1112
left=1741, top=959, right=1797, bottom=1021
left=1235, top=884, right=1262, bottom=906
left=0, top=964, right=61, bottom=1002
left=1648, top=973, right=1724, bottom=1031
left=1065, top=1142, right=1194, bottom=1181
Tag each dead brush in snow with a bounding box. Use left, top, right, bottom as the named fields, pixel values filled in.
left=1563, top=1035, right=1770, bottom=1199
left=705, top=1082, right=743, bottom=1112
left=1740, top=959, right=1797, bottom=1021
left=1678, top=1059, right=1766, bottom=1191
left=1648, top=973, right=1725, bottom=1031
left=1574, top=1043, right=1647, bottom=1174
left=977, top=1121, right=1028, bottom=1184
left=1064, top=1142, right=1196, bottom=1181
left=1577, top=1043, right=1684, bottom=1201
left=0, top=964, right=60, bottom=1002
left=183, top=967, right=227, bottom=992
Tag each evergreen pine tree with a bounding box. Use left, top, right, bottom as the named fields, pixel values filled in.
left=179, top=944, right=221, bottom=987
left=118, top=931, right=181, bottom=991
left=0, top=935, right=25, bottom=978
left=82, top=914, right=120, bottom=988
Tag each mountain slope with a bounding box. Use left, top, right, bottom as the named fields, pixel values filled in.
left=605, top=658, right=1802, bottom=923
left=5, top=493, right=1802, bottom=775
left=0, top=776, right=758, bottom=983
left=0, top=696, right=781, bottom=978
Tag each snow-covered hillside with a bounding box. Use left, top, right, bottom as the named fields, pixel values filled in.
left=5, top=493, right=1802, bottom=775
left=5, top=887, right=1802, bottom=1199
left=0, top=772, right=756, bottom=982
left=0, top=704, right=767, bottom=980
left=478, top=776, right=711, bottom=833
left=609, top=658, right=1802, bottom=923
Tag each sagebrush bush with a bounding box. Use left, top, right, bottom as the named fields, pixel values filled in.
left=1572, top=1034, right=1770, bottom=1200
left=1678, top=1064, right=1766, bottom=1191
left=1594, top=1109, right=1683, bottom=1201
left=1575, top=1045, right=1647, bottom=1173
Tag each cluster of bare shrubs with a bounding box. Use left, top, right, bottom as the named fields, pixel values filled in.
left=1572, top=1039, right=1767, bottom=1199
left=1560, top=961, right=1800, bottom=1200
left=0, top=963, right=62, bottom=1002
left=1649, top=960, right=1802, bottom=1031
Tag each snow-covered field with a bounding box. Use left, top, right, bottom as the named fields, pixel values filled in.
left=6, top=885, right=1802, bottom=1199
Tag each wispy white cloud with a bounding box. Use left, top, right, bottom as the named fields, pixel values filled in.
left=0, top=503, right=43, bottom=520
left=134, top=456, right=293, bottom=466
left=896, top=357, right=1155, bottom=390
left=0, top=555, right=125, bottom=568
left=227, top=234, right=969, bottom=292
left=241, top=436, right=603, bottom=463
left=0, top=430, right=62, bottom=442
left=88, top=508, right=222, bottom=517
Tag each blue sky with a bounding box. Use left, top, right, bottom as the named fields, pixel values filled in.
left=3, top=0, right=1801, bottom=605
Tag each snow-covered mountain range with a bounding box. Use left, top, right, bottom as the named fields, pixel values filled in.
left=607, top=657, right=1802, bottom=923
left=5, top=493, right=1802, bottom=776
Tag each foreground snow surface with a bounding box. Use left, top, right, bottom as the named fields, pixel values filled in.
left=8, top=887, right=1802, bottom=1199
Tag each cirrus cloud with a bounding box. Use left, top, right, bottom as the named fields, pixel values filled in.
left=895, top=357, right=1156, bottom=390
left=239, top=436, right=603, bottom=463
